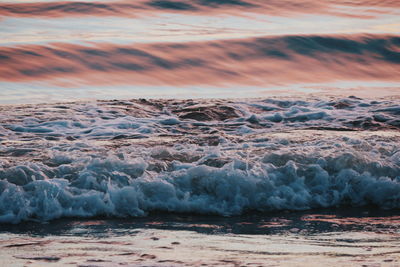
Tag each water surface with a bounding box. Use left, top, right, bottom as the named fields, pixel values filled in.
left=0, top=0, right=399, bottom=103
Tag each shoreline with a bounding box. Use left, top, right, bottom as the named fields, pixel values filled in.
left=1, top=207, right=399, bottom=266
left=1, top=206, right=399, bottom=234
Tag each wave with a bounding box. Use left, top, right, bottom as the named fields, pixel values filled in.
left=0, top=135, right=399, bottom=224
left=0, top=0, right=398, bottom=19
left=0, top=34, right=399, bottom=87
left=0, top=97, right=399, bottom=223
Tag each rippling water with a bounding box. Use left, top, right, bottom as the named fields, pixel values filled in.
left=0, top=0, right=399, bottom=103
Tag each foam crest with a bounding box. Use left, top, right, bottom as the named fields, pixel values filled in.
left=1, top=97, right=399, bottom=223
left=0, top=128, right=399, bottom=223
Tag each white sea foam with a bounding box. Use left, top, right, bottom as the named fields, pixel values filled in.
left=0, top=97, right=399, bottom=223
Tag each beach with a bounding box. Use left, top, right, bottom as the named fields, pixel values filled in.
left=1, top=208, right=400, bottom=266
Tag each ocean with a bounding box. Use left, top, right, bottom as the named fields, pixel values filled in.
left=0, top=0, right=399, bottom=103
left=0, top=0, right=399, bottom=266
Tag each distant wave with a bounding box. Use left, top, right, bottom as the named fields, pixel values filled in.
left=0, top=34, right=399, bottom=86
left=0, top=0, right=399, bottom=19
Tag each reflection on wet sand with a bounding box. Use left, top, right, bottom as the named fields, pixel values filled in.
left=0, top=208, right=399, bottom=266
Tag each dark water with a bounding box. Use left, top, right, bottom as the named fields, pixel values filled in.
left=1, top=208, right=399, bottom=237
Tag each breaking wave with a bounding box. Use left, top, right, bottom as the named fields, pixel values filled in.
left=0, top=97, right=399, bottom=223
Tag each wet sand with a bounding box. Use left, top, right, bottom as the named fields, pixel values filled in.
left=1, top=208, right=400, bottom=266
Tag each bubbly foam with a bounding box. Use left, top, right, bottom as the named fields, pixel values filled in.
left=0, top=97, right=399, bottom=223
